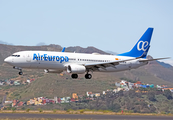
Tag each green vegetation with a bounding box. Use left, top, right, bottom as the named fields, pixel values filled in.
left=147, top=91, right=156, bottom=101
left=26, top=108, right=30, bottom=112
left=163, top=90, right=173, bottom=100
left=11, top=107, right=16, bottom=111
left=38, top=108, right=43, bottom=112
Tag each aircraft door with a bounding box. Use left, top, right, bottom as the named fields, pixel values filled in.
left=26, top=53, right=31, bottom=62
left=12, top=57, right=14, bottom=63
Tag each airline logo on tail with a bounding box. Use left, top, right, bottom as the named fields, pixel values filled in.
left=137, top=41, right=149, bottom=51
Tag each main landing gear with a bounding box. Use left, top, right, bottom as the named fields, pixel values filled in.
left=13, top=66, right=23, bottom=75
left=85, top=73, right=92, bottom=79
left=71, top=74, right=78, bottom=79
left=71, top=73, right=92, bottom=79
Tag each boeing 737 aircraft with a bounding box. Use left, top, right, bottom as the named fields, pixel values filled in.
left=4, top=28, right=169, bottom=79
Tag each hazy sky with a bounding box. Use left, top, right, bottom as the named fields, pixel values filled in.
left=0, top=0, right=173, bottom=65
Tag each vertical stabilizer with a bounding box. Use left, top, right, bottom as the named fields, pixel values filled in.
left=117, top=28, right=153, bottom=58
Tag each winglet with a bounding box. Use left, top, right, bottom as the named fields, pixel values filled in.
left=61, top=47, right=65, bottom=52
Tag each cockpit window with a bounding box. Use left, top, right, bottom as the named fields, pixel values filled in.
left=12, top=55, right=20, bottom=57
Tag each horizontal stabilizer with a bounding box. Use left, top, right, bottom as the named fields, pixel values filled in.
left=139, top=57, right=170, bottom=62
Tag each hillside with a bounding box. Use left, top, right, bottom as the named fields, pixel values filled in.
left=66, top=46, right=109, bottom=54
left=0, top=44, right=173, bottom=101
left=157, top=61, right=173, bottom=71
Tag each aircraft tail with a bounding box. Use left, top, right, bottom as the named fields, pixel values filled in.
left=117, top=28, right=153, bottom=58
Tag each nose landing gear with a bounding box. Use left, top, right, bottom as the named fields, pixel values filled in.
left=19, top=70, right=23, bottom=75
left=13, top=66, right=23, bottom=75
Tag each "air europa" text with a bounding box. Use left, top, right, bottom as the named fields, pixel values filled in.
left=33, top=53, right=69, bottom=63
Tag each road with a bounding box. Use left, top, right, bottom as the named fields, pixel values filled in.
left=0, top=113, right=173, bottom=120
left=0, top=95, right=6, bottom=109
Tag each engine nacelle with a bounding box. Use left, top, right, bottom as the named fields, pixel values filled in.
left=44, top=69, right=63, bottom=73
left=67, top=65, right=86, bottom=74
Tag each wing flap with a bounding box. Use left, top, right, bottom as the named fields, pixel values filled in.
left=85, top=58, right=136, bottom=70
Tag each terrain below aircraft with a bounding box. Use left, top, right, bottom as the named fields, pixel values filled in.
left=4, top=28, right=169, bottom=79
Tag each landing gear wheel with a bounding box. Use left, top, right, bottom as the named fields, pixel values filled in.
left=19, top=72, right=23, bottom=75
left=85, top=74, right=92, bottom=79
left=71, top=74, right=78, bottom=79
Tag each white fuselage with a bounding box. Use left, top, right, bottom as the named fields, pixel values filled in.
left=4, top=51, right=147, bottom=73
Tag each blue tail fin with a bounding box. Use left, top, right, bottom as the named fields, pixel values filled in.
left=61, top=47, right=65, bottom=52
left=117, top=28, right=153, bottom=58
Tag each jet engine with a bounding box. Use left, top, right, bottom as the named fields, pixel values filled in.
left=67, top=65, right=86, bottom=74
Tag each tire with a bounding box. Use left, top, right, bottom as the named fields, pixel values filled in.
left=19, top=72, right=23, bottom=75
left=71, top=74, right=78, bottom=79
left=85, top=74, right=92, bottom=79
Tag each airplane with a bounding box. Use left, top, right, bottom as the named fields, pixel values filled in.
left=4, top=28, right=169, bottom=79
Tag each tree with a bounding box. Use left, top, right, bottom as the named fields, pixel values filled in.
left=26, top=108, right=30, bottom=112
left=141, top=108, right=150, bottom=113
left=126, top=102, right=134, bottom=110
left=147, top=92, right=156, bottom=101
left=164, top=90, right=173, bottom=100
left=133, top=106, right=140, bottom=113
left=118, top=90, right=124, bottom=97
left=128, top=90, right=136, bottom=98
left=11, top=107, right=16, bottom=111
left=110, top=103, right=121, bottom=112
left=140, top=101, right=148, bottom=109
left=149, top=105, right=156, bottom=113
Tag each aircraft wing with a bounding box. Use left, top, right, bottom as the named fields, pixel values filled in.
left=138, top=57, right=170, bottom=62
left=84, top=58, right=136, bottom=71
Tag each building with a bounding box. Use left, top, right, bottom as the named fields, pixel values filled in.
left=29, top=99, right=35, bottom=105
left=162, top=88, right=173, bottom=92
left=61, top=97, right=71, bottom=103
left=0, top=82, right=4, bottom=85
left=72, top=93, right=78, bottom=100
left=95, top=93, right=100, bottom=97
left=14, top=80, right=20, bottom=85
left=86, top=92, right=92, bottom=97
left=17, top=101, right=24, bottom=107
left=12, top=100, right=18, bottom=107
left=57, top=98, right=61, bottom=103
left=54, top=97, right=57, bottom=103
left=26, top=80, right=30, bottom=83
left=5, top=101, right=12, bottom=104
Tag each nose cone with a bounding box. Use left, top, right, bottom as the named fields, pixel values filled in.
left=4, top=57, right=11, bottom=64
